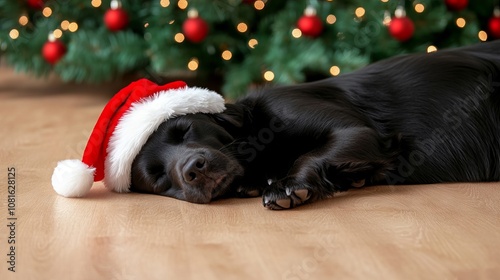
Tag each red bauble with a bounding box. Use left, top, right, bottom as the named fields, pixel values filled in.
left=297, top=14, right=323, bottom=37
left=445, top=0, right=468, bottom=11
left=389, top=16, right=414, bottom=42
left=183, top=15, right=209, bottom=43
left=27, top=0, right=44, bottom=10
left=42, top=38, right=66, bottom=65
left=104, top=8, right=129, bottom=32
left=489, top=16, right=500, bottom=39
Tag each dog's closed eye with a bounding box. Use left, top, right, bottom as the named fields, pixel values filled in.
left=148, top=164, right=167, bottom=182
left=165, top=124, right=191, bottom=144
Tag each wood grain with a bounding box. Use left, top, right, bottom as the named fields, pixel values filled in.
left=1, top=66, right=499, bottom=280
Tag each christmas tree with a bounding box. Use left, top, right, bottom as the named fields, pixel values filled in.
left=1, top=0, right=499, bottom=98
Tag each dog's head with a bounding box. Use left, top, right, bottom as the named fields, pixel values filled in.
left=130, top=104, right=246, bottom=203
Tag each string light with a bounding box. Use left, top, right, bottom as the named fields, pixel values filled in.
left=174, top=33, right=185, bottom=43
left=53, top=29, right=63, bottom=39
left=456, top=18, right=466, bottom=28
left=478, top=30, right=488, bottom=41
left=291, top=28, right=302, bottom=38
left=415, top=3, right=425, bottom=13
left=9, top=29, right=19, bottom=40
left=19, top=15, right=29, bottom=26
left=178, top=0, right=188, bottom=10
left=330, top=66, right=340, bottom=76
left=355, top=7, right=365, bottom=18
left=383, top=11, right=391, bottom=26
left=221, top=50, right=232, bottom=60
left=248, top=38, right=258, bottom=48
left=380, top=0, right=389, bottom=2
left=326, top=14, right=336, bottom=24
left=254, top=0, right=265, bottom=10
left=160, top=0, right=170, bottom=7
left=68, top=22, right=79, bottom=32
left=144, top=22, right=149, bottom=28
left=91, top=0, right=102, bottom=7
left=187, top=58, right=199, bottom=71
left=42, top=7, right=52, bottom=17
left=169, top=20, right=175, bottom=24
left=237, top=22, right=248, bottom=33
left=61, top=20, right=70, bottom=30
left=263, top=70, right=274, bottom=81
left=427, top=45, right=437, bottom=53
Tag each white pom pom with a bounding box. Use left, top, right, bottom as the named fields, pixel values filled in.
left=52, top=159, right=96, bottom=197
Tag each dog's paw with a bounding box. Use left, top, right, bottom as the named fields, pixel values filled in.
left=236, top=186, right=262, bottom=198
left=351, top=179, right=365, bottom=188
left=262, top=183, right=312, bottom=210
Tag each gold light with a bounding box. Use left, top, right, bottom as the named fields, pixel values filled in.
left=222, top=50, right=232, bottom=60
left=144, top=22, right=149, bottom=28
left=330, top=66, right=340, bottom=76
left=174, top=33, right=185, bottom=43
left=178, top=0, right=188, bottom=10
left=9, top=29, right=19, bottom=40
left=68, top=22, right=78, bottom=32
left=478, top=30, right=488, bottom=41
left=42, top=7, right=52, bottom=17
left=456, top=18, right=466, bottom=28
left=160, top=0, right=170, bottom=7
left=263, top=70, right=274, bottom=81
left=355, top=7, right=365, bottom=18
left=188, top=58, right=199, bottom=71
left=381, top=0, right=389, bottom=2
left=254, top=0, right=265, bottom=10
left=427, top=45, right=437, bottom=53
left=291, top=28, right=302, bottom=38
left=91, top=0, right=102, bottom=7
left=19, top=15, right=29, bottom=26
left=248, top=38, right=258, bottom=49
left=61, top=20, right=70, bottom=30
left=326, top=14, right=336, bottom=24
left=237, top=22, right=248, bottom=33
left=415, top=3, right=425, bottom=13
left=53, top=29, right=63, bottom=39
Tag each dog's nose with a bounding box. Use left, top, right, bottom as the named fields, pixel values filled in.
left=182, top=156, right=207, bottom=182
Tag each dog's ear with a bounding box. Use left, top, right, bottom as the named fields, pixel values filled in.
left=213, top=103, right=246, bottom=129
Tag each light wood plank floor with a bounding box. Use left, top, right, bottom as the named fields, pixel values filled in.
left=1, top=66, right=499, bottom=280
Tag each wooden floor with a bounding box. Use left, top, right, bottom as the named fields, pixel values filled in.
left=1, top=66, right=499, bottom=280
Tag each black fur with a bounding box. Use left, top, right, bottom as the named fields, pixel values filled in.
left=131, top=41, right=500, bottom=209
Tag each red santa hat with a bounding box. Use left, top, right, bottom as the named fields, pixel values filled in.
left=52, top=78, right=225, bottom=197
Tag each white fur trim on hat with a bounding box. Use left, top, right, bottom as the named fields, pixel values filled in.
left=52, top=159, right=96, bottom=197
left=104, top=86, right=225, bottom=193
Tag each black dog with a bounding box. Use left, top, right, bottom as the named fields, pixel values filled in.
left=131, top=41, right=500, bottom=210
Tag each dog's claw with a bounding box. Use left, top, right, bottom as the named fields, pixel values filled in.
left=263, top=196, right=270, bottom=206
left=263, top=185, right=312, bottom=210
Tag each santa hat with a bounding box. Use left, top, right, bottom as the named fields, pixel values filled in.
left=52, top=78, right=225, bottom=197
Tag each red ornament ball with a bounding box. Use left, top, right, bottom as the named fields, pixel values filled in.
left=445, top=0, right=468, bottom=11
left=389, top=16, right=415, bottom=42
left=489, top=16, right=500, bottom=39
left=104, top=8, right=129, bottom=32
left=27, top=0, right=44, bottom=10
left=183, top=17, right=209, bottom=43
left=42, top=39, right=66, bottom=65
left=297, top=14, right=323, bottom=37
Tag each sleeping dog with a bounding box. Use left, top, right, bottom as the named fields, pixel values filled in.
left=131, top=41, right=500, bottom=210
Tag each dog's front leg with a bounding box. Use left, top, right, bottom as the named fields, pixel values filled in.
left=263, top=127, right=399, bottom=210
